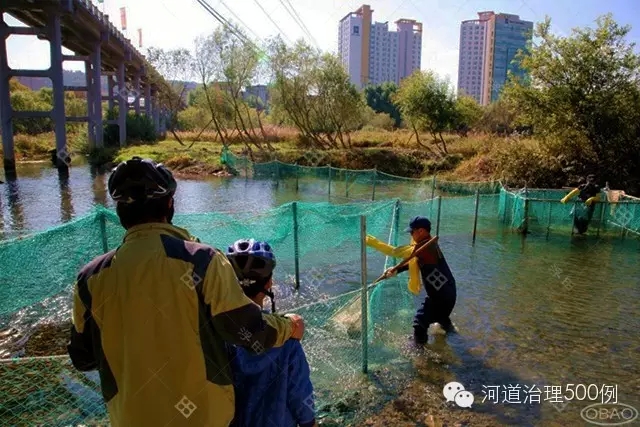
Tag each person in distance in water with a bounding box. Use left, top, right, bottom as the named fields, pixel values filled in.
left=560, top=174, right=603, bottom=234
left=226, top=238, right=317, bottom=427
left=366, top=216, right=457, bottom=344
left=67, top=156, right=305, bottom=427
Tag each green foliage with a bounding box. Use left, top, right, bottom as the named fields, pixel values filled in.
left=452, top=95, right=483, bottom=135
left=9, top=79, right=87, bottom=135
left=364, top=82, right=402, bottom=127
left=476, top=98, right=518, bottom=135
left=503, top=13, right=640, bottom=189
left=394, top=70, right=457, bottom=153
left=103, top=108, right=157, bottom=146
left=366, top=112, right=396, bottom=131
left=267, top=37, right=367, bottom=149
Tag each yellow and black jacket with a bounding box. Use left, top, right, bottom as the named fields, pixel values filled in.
left=67, top=223, right=294, bottom=427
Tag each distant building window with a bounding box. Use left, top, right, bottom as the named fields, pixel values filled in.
left=353, top=26, right=359, bottom=35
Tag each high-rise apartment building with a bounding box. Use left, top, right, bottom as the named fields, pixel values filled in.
left=457, top=11, right=533, bottom=105
left=338, top=5, right=422, bottom=88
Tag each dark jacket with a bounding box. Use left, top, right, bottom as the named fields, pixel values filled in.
left=230, top=338, right=315, bottom=427
left=397, top=239, right=456, bottom=299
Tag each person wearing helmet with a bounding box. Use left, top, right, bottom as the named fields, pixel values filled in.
left=560, top=174, right=603, bottom=234
left=226, top=239, right=317, bottom=427
left=366, top=216, right=457, bottom=344
left=67, top=156, right=305, bottom=427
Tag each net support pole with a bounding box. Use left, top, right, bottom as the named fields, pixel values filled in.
left=522, top=185, right=529, bottom=235
left=435, top=196, right=442, bottom=236
left=99, top=209, right=108, bottom=253
left=292, top=202, right=300, bottom=290
left=275, top=160, right=280, bottom=189
left=328, top=164, right=332, bottom=198
left=393, top=199, right=400, bottom=265
left=371, top=167, right=377, bottom=201
left=571, top=200, right=577, bottom=237
left=430, top=175, right=437, bottom=218
left=360, top=215, right=368, bottom=374
left=546, top=202, right=552, bottom=240
left=295, top=162, right=299, bottom=193
left=345, top=171, right=349, bottom=198
left=430, top=175, right=436, bottom=199
left=596, top=200, right=605, bottom=237
left=472, top=189, right=480, bottom=244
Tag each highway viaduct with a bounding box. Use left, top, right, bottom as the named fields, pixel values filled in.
left=0, top=0, right=167, bottom=176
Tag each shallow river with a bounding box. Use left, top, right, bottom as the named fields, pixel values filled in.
left=1, top=162, right=639, bottom=427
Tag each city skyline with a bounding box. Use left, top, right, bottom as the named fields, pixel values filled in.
left=2, top=0, right=638, bottom=91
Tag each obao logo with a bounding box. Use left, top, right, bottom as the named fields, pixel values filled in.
left=581, top=403, right=639, bottom=426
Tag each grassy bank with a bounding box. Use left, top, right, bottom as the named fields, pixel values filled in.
left=1, top=128, right=538, bottom=184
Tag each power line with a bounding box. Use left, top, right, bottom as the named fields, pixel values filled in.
left=194, top=0, right=255, bottom=47
left=278, top=0, right=320, bottom=48
left=250, top=0, right=292, bottom=44
left=217, top=0, right=263, bottom=43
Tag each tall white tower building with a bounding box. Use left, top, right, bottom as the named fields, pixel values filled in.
left=338, top=4, right=422, bottom=88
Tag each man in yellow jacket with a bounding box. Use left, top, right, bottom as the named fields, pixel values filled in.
left=560, top=174, right=603, bottom=234
left=367, top=216, right=457, bottom=344
left=67, top=157, right=305, bottom=427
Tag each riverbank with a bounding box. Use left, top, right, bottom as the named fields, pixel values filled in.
left=0, top=128, right=528, bottom=184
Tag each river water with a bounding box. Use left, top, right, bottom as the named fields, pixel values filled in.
left=1, top=162, right=639, bottom=426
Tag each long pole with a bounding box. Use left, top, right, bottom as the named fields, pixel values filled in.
left=360, top=215, right=368, bottom=374
left=292, top=202, right=300, bottom=290
left=435, top=196, right=442, bottom=236
left=472, top=189, right=480, bottom=244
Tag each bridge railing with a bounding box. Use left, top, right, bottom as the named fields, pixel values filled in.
left=74, top=0, right=145, bottom=62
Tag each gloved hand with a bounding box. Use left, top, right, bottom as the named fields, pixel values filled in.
left=383, top=267, right=397, bottom=278
left=285, top=313, right=305, bottom=340
left=585, top=197, right=596, bottom=206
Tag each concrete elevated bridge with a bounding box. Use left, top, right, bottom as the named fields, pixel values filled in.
left=0, top=0, right=167, bottom=176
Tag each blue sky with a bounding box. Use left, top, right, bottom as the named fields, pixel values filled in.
left=4, top=0, right=639, bottom=87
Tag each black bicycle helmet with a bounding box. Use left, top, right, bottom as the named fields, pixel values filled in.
left=108, top=156, right=177, bottom=203
left=226, top=239, right=277, bottom=312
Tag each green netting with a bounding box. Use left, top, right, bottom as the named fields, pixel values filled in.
left=2, top=174, right=640, bottom=425
left=498, top=187, right=640, bottom=236
left=224, top=151, right=502, bottom=202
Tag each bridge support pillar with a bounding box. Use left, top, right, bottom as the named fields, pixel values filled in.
left=91, top=43, right=103, bottom=147
left=144, top=82, right=151, bottom=117
left=0, top=17, right=16, bottom=175
left=152, top=92, right=160, bottom=135
left=107, top=75, right=115, bottom=111
left=85, top=59, right=95, bottom=148
left=117, top=62, right=127, bottom=147
left=49, top=12, right=68, bottom=170
left=133, top=71, right=141, bottom=114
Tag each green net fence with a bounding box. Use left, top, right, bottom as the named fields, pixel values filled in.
left=499, top=187, right=640, bottom=236
left=221, top=148, right=502, bottom=201
left=2, top=170, right=640, bottom=425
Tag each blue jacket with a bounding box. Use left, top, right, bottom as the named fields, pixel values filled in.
left=230, top=338, right=316, bottom=427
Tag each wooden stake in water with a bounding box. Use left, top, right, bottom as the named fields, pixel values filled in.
left=292, top=202, right=300, bottom=290
left=472, top=189, right=480, bottom=244
left=360, top=215, right=368, bottom=374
